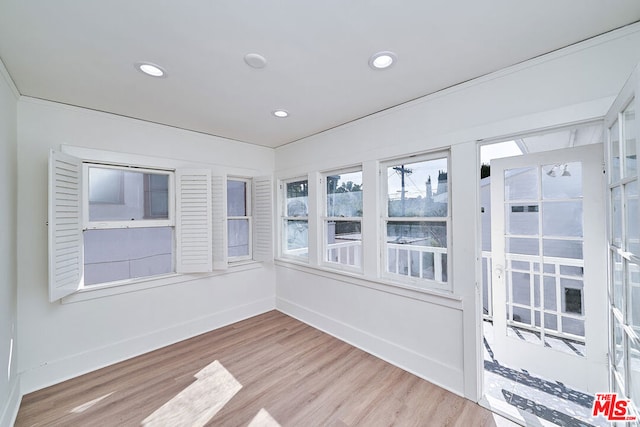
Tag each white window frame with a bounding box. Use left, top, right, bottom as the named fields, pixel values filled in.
left=380, top=151, right=452, bottom=291
left=281, top=177, right=309, bottom=261
left=321, top=167, right=363, bottom=273
left=227, top=177, right=253, bottom=262
left=48, top=148, right=215, bottom=302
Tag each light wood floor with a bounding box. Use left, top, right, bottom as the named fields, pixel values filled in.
left=16, top=311, right=513, bottom=426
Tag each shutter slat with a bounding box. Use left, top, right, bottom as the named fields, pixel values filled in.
left=176, top=169, right=212, bottom=273
left=48, top=150, right=83, bottom=301
left=211, top=175, right=228, bottom=270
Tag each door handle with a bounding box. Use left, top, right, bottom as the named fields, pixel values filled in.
left=495, top=264, right=504, bottom=279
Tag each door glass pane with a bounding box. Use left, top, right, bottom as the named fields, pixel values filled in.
left=506, top=237, right=538, bottom=255
left=84, top=227, right=173, bottom=285
left=614, top=314, right=626, bottom=381
left=88, top=167, right=170, bottom=221
left=627, top=180, right=639, bottom=254
left=510, top=272, right=531, bottom=305
left=543, top=276, right=557, bottom=311
left=542, top=201, right=583, bottom=237
left=624, top=99, right=637, bottom=178
left=613, top=252, right=624, bottom=310
left=629, top=261, right=640, bottom=332
left=506, top=203, right=538, bottom=235
left=543, top=239, right=583, bottom=259
left=612, top=186, right=623, bottom=248
left=505, top=167, right=538, bottom=201
left=611, top=119, right=621, bottom=183
left=629, top=337, right=640, bottom=409
left=541, top=162, right=582, bottom=199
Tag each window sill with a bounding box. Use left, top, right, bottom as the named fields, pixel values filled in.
left=61, top=261, right=265, bottom=304
left=274, top=259, right=462, bottom=310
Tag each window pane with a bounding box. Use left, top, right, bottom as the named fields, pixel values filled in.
left=386, top=221, right=446, bottom=247
left=227, top=180, right=247, bottom=216
left=284, top=219, right=308, bottom=257
left=386, top=221, right=447, bottom=282
left=326, top=220, right=361, bottom=267
left=89, top=167, right=169, bottom=221
left=286, top=180, right=308, bottom=217
left=228, top=219, right=250, bottom=257
left=327, top=171, right=363, bottom=217
left=387, top=158, right=448, bottom=217
left=84, top=227, right=173, bottom=285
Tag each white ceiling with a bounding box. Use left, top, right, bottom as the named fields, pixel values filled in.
left=0, top=1, right=639, bottom=148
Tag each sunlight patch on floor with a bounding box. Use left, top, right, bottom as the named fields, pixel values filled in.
left=70, top=392, right=115, bottom=413
left=248, top=408, right=282, bottom=427
left=142, top=360, right=242, bottom=427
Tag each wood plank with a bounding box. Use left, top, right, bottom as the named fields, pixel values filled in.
left=15, top=311, right=516, bottom=426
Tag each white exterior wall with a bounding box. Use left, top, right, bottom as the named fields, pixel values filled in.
left=274, top=25, right=640, bottom=400
left=0, top=62, right=19, bottom=427
left=16, top=98, right=276, bottom=393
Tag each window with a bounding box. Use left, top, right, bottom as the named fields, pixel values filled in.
left=382, top=154, right=450, bottom=289
left=83, top=164, right=174, bottom=286
left=227, top=179, right=252, bottom=261
left=282, top=178, right=309, bottom=259
left=323, top=169, right=363, bottom=270
left=49, top=150, right=215, bottom=301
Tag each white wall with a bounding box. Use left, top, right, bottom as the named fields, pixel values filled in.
left=274, top=24, right=640, bottom=400
left=0, top=62, right=19, bottom=427
left=16, top=98, right=277, bottom=393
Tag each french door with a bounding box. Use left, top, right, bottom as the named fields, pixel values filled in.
left=605, top=64, right=640, bottom=414
left=490, top=143, right=608, bottom=392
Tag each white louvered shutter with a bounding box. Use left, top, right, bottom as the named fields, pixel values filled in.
left=211, top=174, right=228, bottom=270
left=252, top=176, right=273, bottom=262
left=48, top=150, right=83, bottom=302
left=176, top=169, right=213, bottom=273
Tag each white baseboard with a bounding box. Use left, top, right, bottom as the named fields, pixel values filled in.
left=0, top=378, right=21, bottom=427
left=276, top=297, right=464, bottom=396
left=20, top=297, right=275, bottom=394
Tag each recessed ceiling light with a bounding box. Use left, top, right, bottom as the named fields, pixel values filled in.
left=135, top=62, right=166, bottom=77
left=244, top=53, right=267, bottom=69
left=369, top=51, right=397, bottom=70
left=273, top=110, right=289, bottom=118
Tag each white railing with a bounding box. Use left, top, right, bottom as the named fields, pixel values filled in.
left=326, top=240, right=362, bottom=267
left=386, top=243, right=447, bottom=282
